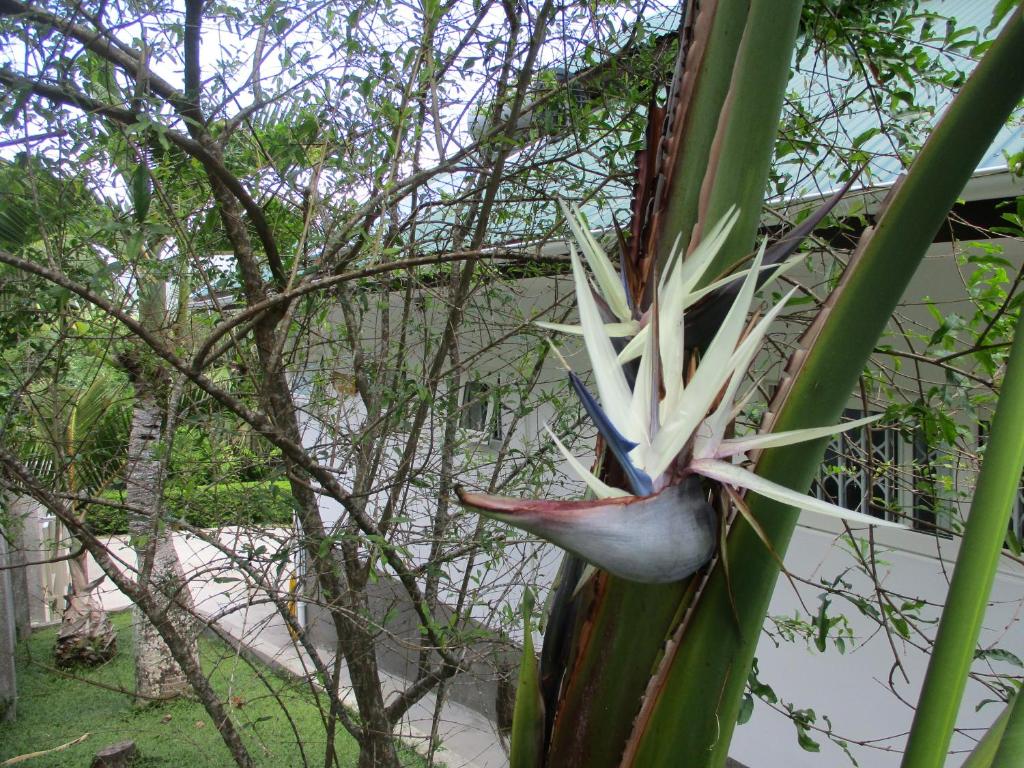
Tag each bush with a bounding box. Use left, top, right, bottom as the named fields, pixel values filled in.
left=84, top=480, right=295, bottom=535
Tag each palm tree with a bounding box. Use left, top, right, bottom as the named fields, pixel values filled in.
left=0, top=156, right=128, bottom=665
left=22, top=367, right=130, bottom=666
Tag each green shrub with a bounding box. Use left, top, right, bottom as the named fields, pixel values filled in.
left=84, top=480, right=295, bottom=535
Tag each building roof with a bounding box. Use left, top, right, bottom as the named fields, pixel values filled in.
left=406, top=0, right=1021, bottom=258
left=781, top=0, right=1021, bottom=202
left=538, top=0, right=1021, bottom=232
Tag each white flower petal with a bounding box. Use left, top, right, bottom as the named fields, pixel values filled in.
left=546, top=426, right=629, bottom=499
left=660, top=206, right=740, bottom=315
left=649, top=242, right=767, bottom=478
left=562, top=201, right=632, bottom=323
left=717, top=413, right=885, bottom=459
left=617, top=325, right=648, bottom=363
left=535, top=321, right=585, bottom=336
left=656, top=208, right=740, bottom=406
left=626, top=304, right=661, bottom=472
left=570, top=244, right=643, bottom=443
left=691, top=458, right=906, bottom=529
left=680, top=256, right=799, bottom=310
left=696, top=285, right=798, bottom=457
left=535, top=320, right=641, bottom=337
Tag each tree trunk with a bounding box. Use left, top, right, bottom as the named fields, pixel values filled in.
left=5, top=488, right=115, bottom=667
left=126, top=386, right=196, bottom=700
left=54, top=542, right=116, bottom=668
left=340, top=589, right=400, bottom=768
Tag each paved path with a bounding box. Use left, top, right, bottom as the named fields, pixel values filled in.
left=91, top=529, right=509, bottom=768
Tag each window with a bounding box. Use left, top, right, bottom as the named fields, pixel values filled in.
left=461, top=380, right=503, bottom=441
left=979, top=422, right=1024, bottom=550
left=911, top=431, right=945, bottom=534
left=1009, top=488, right=1024, bottom=551
left=815, top=409, right=901, bottom=523
left=814, top=409, right=963, bottom=533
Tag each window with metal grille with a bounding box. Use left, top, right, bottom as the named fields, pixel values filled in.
left=461, top=380, right=503, bottom=441
left=979, top=422, right=1023, bottom=550
left=911, top=431, right=949, bottom=535
left=814, top=408, right=901, bottom=523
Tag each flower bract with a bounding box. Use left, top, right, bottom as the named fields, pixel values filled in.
left=459, top=205, right=905, bottom=584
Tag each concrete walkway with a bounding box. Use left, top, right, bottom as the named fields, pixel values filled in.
left=90, top=529, right=509, bottom=768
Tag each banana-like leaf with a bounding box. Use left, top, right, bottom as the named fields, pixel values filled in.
left=992, top=691, right=1024, bottom=768
left=651, top=0, right=753, bottom=268
left=624, top=9, right=1024, bottom=765
left=962, top=694, right=1023, bottom=768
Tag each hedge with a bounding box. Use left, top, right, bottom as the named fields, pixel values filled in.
left=84, top=480, right=295, bottom=535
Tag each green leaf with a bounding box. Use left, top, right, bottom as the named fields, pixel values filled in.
left=737, top=694, right=754, bottom=725
left=131, top=164, right=150, bottom=224
left=796, top=725, right=820, bottom=753
left=993, top=692, right=1024, bottom=767
left=510, top=589, right=544, bottom=768
left=814, top=597, right=830, bottom=653
left=975, top=649, right=1024, bottom=669
left=987, top=0, right=1018, bottom=33
left=962, top=696, right=1015, bottom=768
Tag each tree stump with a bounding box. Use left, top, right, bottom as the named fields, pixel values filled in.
left=90, top=740, right=137, bottom=768
left=54, top=593, right=117, bottom=669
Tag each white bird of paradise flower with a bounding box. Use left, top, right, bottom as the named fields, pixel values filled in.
left=458, top=204, right=904, bottom=584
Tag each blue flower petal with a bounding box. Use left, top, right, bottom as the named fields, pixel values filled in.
left=567, top=370, right=654, bottom=496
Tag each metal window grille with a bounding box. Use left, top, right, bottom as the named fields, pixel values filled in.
left=815, top=409, right=900, bottom=522
left=1011, top=487, right=1024, bottom=544
left=461, top=380, right=502, bottom=440
left=978, top=422, right=1021, bottom=548
left=911, top=432, right=949, bottom=535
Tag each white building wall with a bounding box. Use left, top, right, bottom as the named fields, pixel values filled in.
left=298, top=272, right=580, bottom=642
left=733, top=518, right=1024, bottom=768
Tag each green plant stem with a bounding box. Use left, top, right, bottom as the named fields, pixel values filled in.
left=697, top=0, right=805, bottom=279
left=903, top=326, right=1024, bottom=768
left=654, top=0, right=750, bottom=267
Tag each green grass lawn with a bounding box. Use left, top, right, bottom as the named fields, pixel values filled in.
left=0, top=611, right=428, bottom=767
